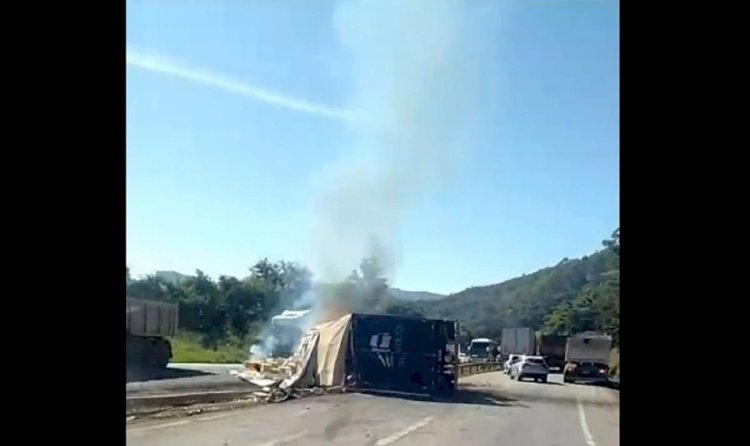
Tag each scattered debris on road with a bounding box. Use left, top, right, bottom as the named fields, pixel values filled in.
left=230, top=314, right=353, bottom=403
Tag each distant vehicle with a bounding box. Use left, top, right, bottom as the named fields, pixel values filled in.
left=467, top=338, right=498, bottom=362
left=504, top=354, right=522, bottom=374
left=457, top=344, right=469, bottom=363
left=126, top=297, right=178, bottom=369
left=537, top=334, right=568, bottom=372
left=563, top=332, right=613, bottom=384
left=501, top=327, right=536, bottom=358
left=509, top=355, right=549, bottom=383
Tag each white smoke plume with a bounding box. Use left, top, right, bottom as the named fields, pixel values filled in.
left=310, top=0, right=480, bottom=282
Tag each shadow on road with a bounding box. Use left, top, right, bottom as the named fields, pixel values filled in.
left=568, top=380, right=619, bottom=390
left=126, top=367, right=212, bottom=383
left=357, top=387, right=526, bottom=408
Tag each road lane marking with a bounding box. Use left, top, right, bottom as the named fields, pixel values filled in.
left=576, top=396, right=596, bottom=446
left=375, top=416, right=435, bottom=446
left=257, top=431, right=308, bottom=446
left=196, top=412, right=243, bottom=422
left=127, top=419, right=191, bottom=433
left=127, top=405, right=255, bottom=434
left=483, top=396, right=506, bottom=405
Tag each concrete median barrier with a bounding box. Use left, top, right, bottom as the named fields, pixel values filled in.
left=126, top=389, right=259, bottom=414
left=458, top=362, right=503, bottom=377
left=127, top=362, right=505, bottom=415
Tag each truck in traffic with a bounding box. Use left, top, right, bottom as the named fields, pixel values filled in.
left=466, top=338, right=499, bottom=362
left=501, top=327, right=536, bottom=358
left=537, top=334, right=568, bottom=372
left=126, top=297, right=178, bottom=369
left=269, top=309, right=314, bottom=357
left=563, top=331, right=613, bottom=384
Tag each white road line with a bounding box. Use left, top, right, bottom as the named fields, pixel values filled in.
left=375, top=416, right=435, bottom=446
left=576, top=396, right=596, bottom=446
left=128, top=408, right=250, bottom=434
left=483, top=396, right=507, bottom=406
left=257, top=431, right=309, bottom=446
left=127, top=419, right=192, bottom=433
left=196, top=412, right=241, bottom=422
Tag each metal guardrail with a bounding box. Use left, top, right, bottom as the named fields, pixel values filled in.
left=457, top=361, right=503, bottom=377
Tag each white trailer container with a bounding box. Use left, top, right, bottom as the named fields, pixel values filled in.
left=501, top=327, right=536, bottom=357
left=565, top=332, right=612, bottom=364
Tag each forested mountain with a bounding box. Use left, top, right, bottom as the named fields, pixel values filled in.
left=416, top=237, right=619, bottom=343
left=127, top=229, right=619, bottom=350
left=387, top=289, right=445, bottom=301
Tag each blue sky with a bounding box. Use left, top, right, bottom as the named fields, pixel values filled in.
left=126, top=0, right=619, bottom=294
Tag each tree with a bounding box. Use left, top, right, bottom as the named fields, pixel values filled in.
left=127, top=274, right=168, bottom=301
left=356, top=257, right=389, bottom=309
left=359, top=258, right=388, bottom=290
left=277, top=261, right=313, bottom=309
left=218, top=275, right=264, bottom=338
left=602, top=227, right=620, bottom=256
left=246, top=259, right=286, bottom=318
left=384, top=302, right=423, bottom=318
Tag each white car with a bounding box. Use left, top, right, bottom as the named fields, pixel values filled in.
left=504, top=354, right=521, bottom=374
left=509, top=355, right=549, bottom=383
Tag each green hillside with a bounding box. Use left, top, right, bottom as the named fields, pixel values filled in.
left=415, top=229, right=620, bottom=344
left=126, top=229, right=619, bottom=359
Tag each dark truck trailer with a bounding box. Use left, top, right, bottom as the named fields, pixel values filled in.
left=537, top=335, right=567, bottom=372
left=563, top=332, right=613, bottom=384
left=347, top=313, right=458, bottom=397
left=126, top=297, right=178, bottom=369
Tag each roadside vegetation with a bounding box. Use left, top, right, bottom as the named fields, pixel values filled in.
left=609, top=347, right=620, bottom=380
left=170, top=332, right=248, bottom=363
left=127, top=228, right=619, bottom=364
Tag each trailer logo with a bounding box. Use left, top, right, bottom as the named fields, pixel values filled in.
left=370, top=333, right=394, bottom=368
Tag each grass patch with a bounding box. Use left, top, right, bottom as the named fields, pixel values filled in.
left=170, top=332, right=248, bottom=364
left=609, top=347, right=620, bottom=380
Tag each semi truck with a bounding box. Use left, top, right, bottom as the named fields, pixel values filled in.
left=126, top=297, right=178, bottom=369
left=501, top=327, right=536, bottom=358
left=563, top=331, right=612, bottom=384
left=269, top=309, right=314, bottom=357
left=537, top=334, right=568, bottom=372
left=466, top=338, right=499, bottom=362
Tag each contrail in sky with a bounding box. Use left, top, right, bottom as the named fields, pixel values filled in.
left=126, top=46, right=353, bottom=122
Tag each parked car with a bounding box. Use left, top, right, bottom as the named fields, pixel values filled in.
left=504, top=354, right=522, bottom=374
left=509, top=355, right=549, bottom=383
left=563, top=362, right=609, bottom=385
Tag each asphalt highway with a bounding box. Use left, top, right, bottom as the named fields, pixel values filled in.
left=127, top=371, right=619, bottom=446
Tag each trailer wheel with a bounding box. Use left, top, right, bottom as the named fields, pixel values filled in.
left=152, top=339, right=171, bottom=369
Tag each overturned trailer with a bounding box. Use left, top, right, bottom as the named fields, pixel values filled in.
left=269, top=313, right=458, bottom=398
